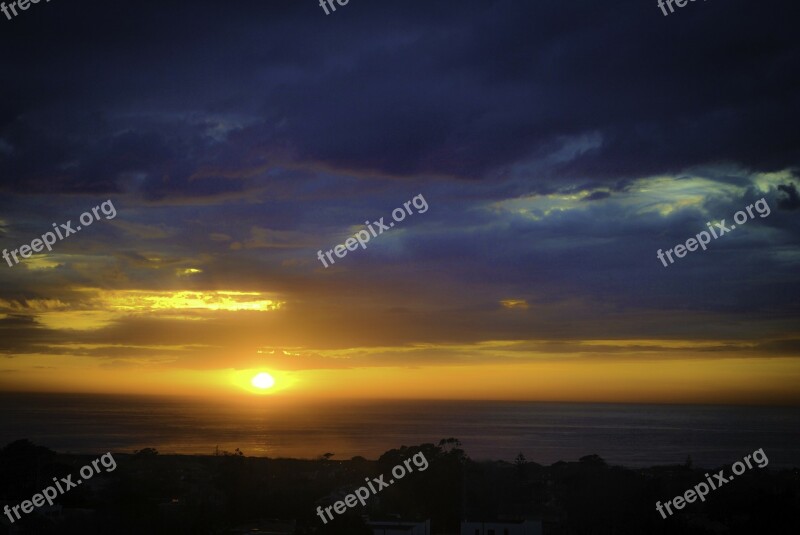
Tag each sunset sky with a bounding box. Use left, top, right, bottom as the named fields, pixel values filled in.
left=1, top=0, right=799, bottom=404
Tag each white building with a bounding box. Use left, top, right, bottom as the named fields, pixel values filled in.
left=369, top=519, right=431, bottom=535
left=461, top=520, right=543, bottom=535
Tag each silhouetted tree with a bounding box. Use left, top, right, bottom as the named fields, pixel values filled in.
left=514, top=452, right=528, bottom=480
left=133, top=447, right=159, bottom=458
left=579, top=454, right=606, bottom=466
left=0, top=439, right=55, bottom=457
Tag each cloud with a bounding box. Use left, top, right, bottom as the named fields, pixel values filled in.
left=239, top=227, right=317, bottom=250
left=110, top=220, right=174, bottom=240
left=0, top=0, right=798, bottom=387
left=582, top=191, right=611, bottom=202
left=0, top=0, right=798, bottom=199
left=777, top=183, right=800, bottom=210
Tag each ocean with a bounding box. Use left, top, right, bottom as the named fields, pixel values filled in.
left=1, top=393, right=798, bottom=468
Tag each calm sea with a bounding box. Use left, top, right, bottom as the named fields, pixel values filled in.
left=0, top=393, right=798, bottom=468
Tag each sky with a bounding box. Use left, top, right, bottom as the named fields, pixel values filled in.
left=1, top=0, right=799, bottom=403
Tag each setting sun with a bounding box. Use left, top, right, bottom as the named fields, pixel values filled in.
left=251, top=372, right=275, bottom=390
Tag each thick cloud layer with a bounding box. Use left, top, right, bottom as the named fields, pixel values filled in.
left=1, top=0, right=799, bottom=195
left=0, top=0, right=799, bottom=384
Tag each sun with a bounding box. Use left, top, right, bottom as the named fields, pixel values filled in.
left=251, top=372, right=276, bottom=390
left=230, top=369, right=292, bottom=395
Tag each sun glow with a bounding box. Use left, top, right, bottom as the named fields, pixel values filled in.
left=251, top=372, right=275, bottom=390
left=229, top=369, right=296, bottom=396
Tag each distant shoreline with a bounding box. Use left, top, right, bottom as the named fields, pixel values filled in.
left=2, top=390, right=799, bottom=408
